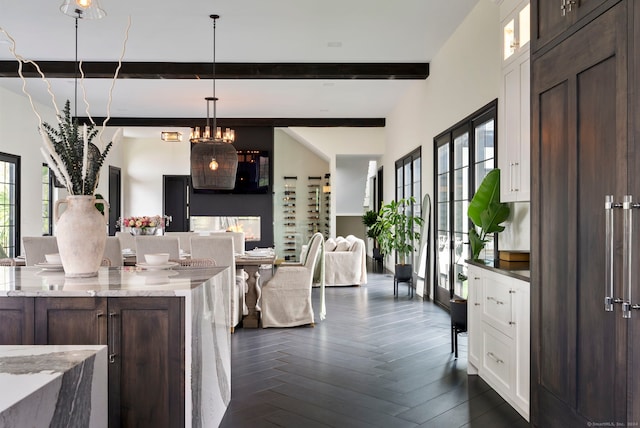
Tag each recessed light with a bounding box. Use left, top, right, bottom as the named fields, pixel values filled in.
left=327, top=41, right=342, bottom=48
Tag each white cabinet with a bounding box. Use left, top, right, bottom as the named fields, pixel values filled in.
left=467, top=264, right=530, bottom=421
left=498, top=0, right=530, bottom=202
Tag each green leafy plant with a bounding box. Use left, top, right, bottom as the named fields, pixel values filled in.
left=40, top=100, right=115, bottom=195
left=362, top=210, right=379, bottom=239
left=370, top=197, right=424, bottom=265
left=467, top=168, right=510, bottom=260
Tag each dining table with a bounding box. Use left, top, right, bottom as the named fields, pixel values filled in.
left=235, top=249, right=277, bottom=328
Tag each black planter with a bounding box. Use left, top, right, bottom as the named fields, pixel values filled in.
left=394, top=264, right=413, bottom=297
left=450, top=298, right=467, bottom=358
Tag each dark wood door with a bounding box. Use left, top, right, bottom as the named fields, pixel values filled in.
left=533, top=0, right=613, bottom=52
left=108, top=297, right=184, bottom=428
left=34, top=297, right=107, bottom=345
left=0, top=298, right=34, bottom=345
left=163, top=175, right=190, bottom=232
left=531, top=2, right=629, bottom=426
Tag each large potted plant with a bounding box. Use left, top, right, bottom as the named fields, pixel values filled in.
left=371, top=197, right=423, bottom=280
left=467, top=168, right=510, bottom=260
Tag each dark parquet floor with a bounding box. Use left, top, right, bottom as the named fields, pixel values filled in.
left=219, top=261, right=529, bottom=428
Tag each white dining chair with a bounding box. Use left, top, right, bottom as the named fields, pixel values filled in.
left=115, top=231, right=136, bottom=252
left=103, top=236, right=123, bottom=267
left=22, top=236, right=59, bottom=266
left=191, top=235, right=247, bottom=332
left=134, top=236, right=180, bottom=263
left=164, top=231, right=196, bottom=253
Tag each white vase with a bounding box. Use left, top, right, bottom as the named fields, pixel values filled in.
left=54, top=195, right=108, bottom=277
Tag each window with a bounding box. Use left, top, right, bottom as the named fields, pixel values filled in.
left=0, top=153, right=20, bottom=257
left=42, top=164, right=53, bottom=235
left=434, top=100, right=497, bottom=307
left=395, top=147, right=422, bottom=265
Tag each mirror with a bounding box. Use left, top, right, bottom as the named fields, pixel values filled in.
left=415, top=194, right=431, bottom=298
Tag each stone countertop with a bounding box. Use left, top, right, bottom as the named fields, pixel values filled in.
left=0, top=345, right=107, bottom=427
left=467, top=258, right=530, bottom=282
left=0, top=266, right=228, bottom=297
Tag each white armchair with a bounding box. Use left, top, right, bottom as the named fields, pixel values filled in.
left=323, top=235, right=367, bottom=286
left=261, top=233, right=325, bottom=328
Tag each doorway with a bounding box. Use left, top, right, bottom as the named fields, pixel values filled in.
left=108, top=166, right=121, bottom=236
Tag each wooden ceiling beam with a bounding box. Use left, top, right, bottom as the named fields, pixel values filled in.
left=0, top=61, right=429, bottom=80
left=82, top=117, right=385, bottom=127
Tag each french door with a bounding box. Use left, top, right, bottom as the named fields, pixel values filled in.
left=434, top=101, right=496, bottom=308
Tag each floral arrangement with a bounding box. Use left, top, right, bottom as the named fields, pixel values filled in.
left=121, top=215, right=165, bottom=230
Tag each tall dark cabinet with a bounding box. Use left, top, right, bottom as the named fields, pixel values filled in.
left=531, top=0, right=639, bottom=426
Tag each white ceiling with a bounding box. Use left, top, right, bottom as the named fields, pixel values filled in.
left=0, top=0, right=479, bottom=124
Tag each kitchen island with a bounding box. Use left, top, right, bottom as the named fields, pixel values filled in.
left=0, top=345, right=107, bottom=428
left=0, top=266, right=231, bottom=428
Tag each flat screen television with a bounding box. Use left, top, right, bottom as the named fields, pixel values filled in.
left=193, top=149, right=270, bottom=194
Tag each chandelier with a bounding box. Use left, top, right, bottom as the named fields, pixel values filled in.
left=190, top=14, right=238, bottom=190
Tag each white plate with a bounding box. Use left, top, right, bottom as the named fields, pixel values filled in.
left=35, top=262, right=64, bottom=271
left=135, top=261, right=179, bottom=270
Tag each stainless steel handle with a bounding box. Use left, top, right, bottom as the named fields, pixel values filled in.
left=605, top=195, right=616, bottom=312
left=510, top=163, right=514, bottom=192
left=567, top=0, right=576, bottom=12
left=108, top=311, right=118, bottom=363
left=561, top=0, right=567, bottom=16
left=487, top=352, right=504, bottom=364
left=487, top=296, right=504, bottom=305
left=513, top=162, right=519, bottom=191
left=623, top=195, right=633, bottom=318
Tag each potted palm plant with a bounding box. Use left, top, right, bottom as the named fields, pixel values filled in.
left=370, top=197, right=423, bottom=280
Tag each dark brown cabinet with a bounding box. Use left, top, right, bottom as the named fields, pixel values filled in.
left=1, top=296, right=185, bottom=428
left=0, top=298, right=34, bottom=345
left=532, top=0, right=612, bottom=51
left=35, top=297, right=107, bottom=345
left=531, top=0, right=639, bottom=426
left=107, top=298, right=184, bottom=428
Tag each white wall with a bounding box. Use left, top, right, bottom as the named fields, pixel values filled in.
left=384, top=0, right=501, bottom=295
left=335, top=156, right=371, bottom=216
left=121, top=136, right=190, bottom=217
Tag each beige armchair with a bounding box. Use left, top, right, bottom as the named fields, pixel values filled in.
left=323, top=235, right=367, bottom=286
left=261, top=232, right=325, bottom=328
left=190, top=235, right=247, bottom=332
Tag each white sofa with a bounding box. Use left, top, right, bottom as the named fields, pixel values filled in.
left=323, top=235, right=367, bottom=286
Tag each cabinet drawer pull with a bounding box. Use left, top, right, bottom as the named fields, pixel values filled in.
left=487, top=352, right=504, bottom=364
left=487, top=296, right=504, bottom=305
left=509, top=321, right=516, bottom=325
left=108, top=311, right=118, bottom=364
left=96, top=311, right=104, bottom=318
left=474, top=303, right=481, bottom=306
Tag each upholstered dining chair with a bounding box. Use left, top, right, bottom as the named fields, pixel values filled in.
left=164, top=231, right=196, bottom=253
left=22, top=236, right=59, bottom=265
left=102, top=236, right=123, bottom=267
left=260, top=232, right=325, bottom=328
left=115, top=231, right=136, bottom=252
left=134, top=236, right=180, bottom=263
left=191, top=235, right=247, bottom=332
